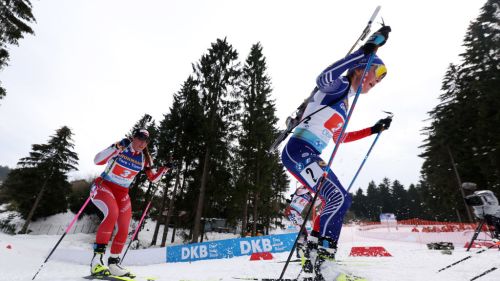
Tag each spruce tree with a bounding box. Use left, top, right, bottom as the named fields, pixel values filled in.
left=406, top=184, right=423, bottom=219
left=390, top=180, right=409, bottom=220
left=420, top=0, right=500, bottom=221
left=351, top=188, right=368, bottom=220
left=152, top=77, right=204, bottom=246
left=191, top=38, right=241, bottom=242
left=2, top=126, right=78, bottom=233
left=267, top=154, right=289, bottom=229
left=236, top=42, right=287, bottom=235
left=365, top=181, right=379, bottom=221
left=378, top=178, right=392, bottom=214
left=0, top=0, right=36, bottom=100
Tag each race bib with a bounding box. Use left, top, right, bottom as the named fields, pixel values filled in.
left=324, top=112, right=344, bottom=134
left=299, top=162, right=324, bottom=188
left=290, top=196, right=309, bottom=213
left=111, top=164, right=138, bottom=179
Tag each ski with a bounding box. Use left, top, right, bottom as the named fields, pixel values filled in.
left=277, top=258, right=385, bottom=265
left=470, top=267, right=498, bottom=281
left=437, top=244, right=498, bottom=273
left=233, top=277, right=297, bottom=281
left=84, top=275, right=156, bottom=281
left=179, top=279, right=222, bottom=281
left=233, top=272, right=367, bottom=281
left=84, top=275, right=135, bottom=281
left=276, top=258, right=301, bottom=263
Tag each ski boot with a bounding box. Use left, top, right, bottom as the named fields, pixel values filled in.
left=298, top=234, right=318, bottom=281
left=90, top=243, right=111, bottom=277
left=108, top=254, right=136, bottom=278
left=295, top=230, right=307, bottom=259
left=301, top=241, right=317, bottom=279
left=313, top=238, right=337, bottom=281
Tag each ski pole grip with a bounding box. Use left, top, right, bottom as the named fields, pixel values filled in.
left=360, top=6, right=381, bottom=41
left=369, top=6, right=381, bottom=24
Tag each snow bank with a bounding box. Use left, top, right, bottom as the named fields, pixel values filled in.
left=2, top=226, right=500, bottom=281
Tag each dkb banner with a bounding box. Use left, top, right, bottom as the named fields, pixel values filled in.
left=166, top=232, right=297, bottom=262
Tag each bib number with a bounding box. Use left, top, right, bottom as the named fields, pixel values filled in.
left=111, top=164, right=138, bottom=179
left=300, top=162, right=324, bottom=188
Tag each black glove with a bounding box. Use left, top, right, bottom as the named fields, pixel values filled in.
left=361, top=25, right=392, bottom=54
left=164, top=155, right=175, bottom=169
left=165, top=162, right=175, bottom=169
left=115, top=138, right=131, bottom=150
left=371, top=117, right=392, bottom=134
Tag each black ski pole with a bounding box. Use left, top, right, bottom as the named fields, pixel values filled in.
left=437, top=243, right=499, bottom=273
left=121, top=153, right=173, bottom=263
left=120, top=183, right=160, bottom=263
left=278, top=181, right=324, bottom=280
left=32, top=196, right=92, bottom=280
left=470, top=267, right=498, bottom=281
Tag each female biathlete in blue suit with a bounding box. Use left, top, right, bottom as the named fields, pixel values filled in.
left=281, top=26, right=392, bottom=280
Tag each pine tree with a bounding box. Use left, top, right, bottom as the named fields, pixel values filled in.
left=2, top=126, right=78, bottom=233
left=351, top=188, right=368, bottom=220
left=152, top=77, right=204, bottom=246
left=0, top=0, right=36, bottom=100
left=235, top=42, right=287, bottom=236
left=377, top=178, right=392, bottom=215
left=365, top=181, right=379, bottom=221
left=420, top=0, right=500, bottom=221
left=191, top=38, right=241, bottom=242
left=459, top=0, right=500, bottom=190
left=267, top=154, right=289, bottom=230
left=390, top=180, right=409, bottom=220
left=406, top=184, right=423, bottom=219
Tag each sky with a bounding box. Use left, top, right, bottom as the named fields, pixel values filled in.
left=0, top=0, right=486, bottom=193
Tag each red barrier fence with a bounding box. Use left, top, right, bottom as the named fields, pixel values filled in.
left=357, top=218, right=495, bottom=233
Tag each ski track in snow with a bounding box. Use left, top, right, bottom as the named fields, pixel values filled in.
left=1, top=226, right=499, bottom=281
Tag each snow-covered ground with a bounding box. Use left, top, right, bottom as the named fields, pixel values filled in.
left=1, top=223, right=499, bottom=281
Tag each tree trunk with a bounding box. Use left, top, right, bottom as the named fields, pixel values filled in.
left=200, top=218, right=206, bottom=242
left=171, top=217, right=177, bottom=243
left=446, top=145, right=474, bottom=222
left=20, top=171, right=53, bottom=234
left=192, top=147, right=210, bottom=243
left=241, top=190, right=248, bottom=236
left=252, top=164, right=261, bottom=236
left=266, top=215, right=270, bottom=235
left=171, top=168, right=187, bottom=244
left=252, top=191, right=259, bottom=236
left=161, top=165, right=181, bottom=247
left=151, top=183, right=168, bottom=246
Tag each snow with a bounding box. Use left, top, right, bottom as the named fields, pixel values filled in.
left=1, top=224, right=500, bottom=281
left=0, top=207, right=99, bottom=235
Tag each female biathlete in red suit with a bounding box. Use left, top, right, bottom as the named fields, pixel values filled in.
left=90, top=129, right=171, bottom=277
